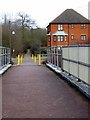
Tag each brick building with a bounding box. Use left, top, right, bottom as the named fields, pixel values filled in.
left=47, top=9, right=90, bottom=47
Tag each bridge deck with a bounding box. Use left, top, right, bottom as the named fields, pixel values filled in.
left=2, top=55, right=89, bottom=118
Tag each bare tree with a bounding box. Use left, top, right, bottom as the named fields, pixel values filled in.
left=16, top=12, right=36, bottom=29
left=2, top=13, right=46, bottom=56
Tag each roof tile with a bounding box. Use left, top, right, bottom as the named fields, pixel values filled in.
left=50, top=9, right=90, bottom=24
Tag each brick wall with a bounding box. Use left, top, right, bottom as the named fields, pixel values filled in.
left=47, top=23, right=90, bottom=47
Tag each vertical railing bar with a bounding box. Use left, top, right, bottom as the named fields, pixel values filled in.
left=57, top=47, right=58, bottom=67
left=0, top=46, right=10, bottom=69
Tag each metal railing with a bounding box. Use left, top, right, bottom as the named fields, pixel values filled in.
left=0, top=46, right=10, bottom=69
left=47, top=45, right=90, bottom=85
left=47, top=46, right=62, bottom=68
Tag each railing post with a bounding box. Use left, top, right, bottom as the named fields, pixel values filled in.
left=56, top=47, right=58, bottom=67
left=60, top=46, right=63, bottom=70
left=54, top=47, right=55, bottom=65
left=77, top=46, right=80, bottom=81
left=4, top=48, right=7, bottom=65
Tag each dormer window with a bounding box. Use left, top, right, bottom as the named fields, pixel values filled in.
left=58, top=24, right=63, bottom=30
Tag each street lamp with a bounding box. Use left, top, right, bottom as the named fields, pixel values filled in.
left=12, top=31, right=16, bottom=35
left=12, top=31, right=16, bottom=58
left=9, top=20, right=16, bottom=64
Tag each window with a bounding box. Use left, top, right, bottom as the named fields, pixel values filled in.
left=71, top=35, right=74, bottom=40
left=48, top=36, right=51, bottom=41
left=81, top=35, right=86, bottom=40
left=71, top=24, right=74, bottom=28
left=58, top=36, right=60, bottom=41
left=64, top=36, right=67, bottom=41
left=58, top=24, right=63, bottom=30
left=54, top=35, right=56, bottom=41
left=58, top=36, right=64, bottom=41
left=81, top=24, right=86, bottom=29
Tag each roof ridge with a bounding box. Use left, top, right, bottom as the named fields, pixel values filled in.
left=49, top=9, right=90, bottom=24
left=71, top=9, right=89, bottom=21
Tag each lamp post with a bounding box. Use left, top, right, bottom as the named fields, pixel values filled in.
left=9, top=21, right=12, bottom=63
left=9, top=20, right=16, bottom=64
left=12, top=31, right=15, bottom=58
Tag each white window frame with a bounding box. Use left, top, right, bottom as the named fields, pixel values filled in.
left=64, top=36, right=67, bottom=41
left=81, top=24, right=86, bottom=29
left=81, top=35, right=86, bottom=40
left=71, top=24, right=74, bottom=28
left=58, top=24, right=63, bottom=30
left=58, top=36, right=64, bottom=41
left=71, top=35, right=74, bottom=40
left=48, top=36, right=51, bottom=41
left=54, top=35, right=56, bottom=41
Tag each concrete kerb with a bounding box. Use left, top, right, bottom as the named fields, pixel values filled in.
left=46, top=63, right=90, bottom=99
left=0, top=64, right=12, bottom=75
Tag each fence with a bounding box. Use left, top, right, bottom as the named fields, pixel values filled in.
left=47, top=45, right=90, bottom=85
left=0, top=46, right=10, bottom=69
left=47, top=46, right=62, bottom=68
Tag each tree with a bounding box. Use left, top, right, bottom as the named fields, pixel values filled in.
left=2, top=12, right=47, bottom=57
left=16, top=12, right=36, bottom=51
left=30, top=28, right=46, bottom=54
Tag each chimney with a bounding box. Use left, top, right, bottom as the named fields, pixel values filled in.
left=88, top=1, right=90, bottom=20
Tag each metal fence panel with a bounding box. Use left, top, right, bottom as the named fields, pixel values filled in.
left=0, top=46, right=10, bottom=69
left=79, top=64, right=89, bottom=84
left=62, top=47, right=69, bottom=59
left=70, top=62, right=78, bottom=78
left=69, top=47, right=78, bottom=61
left=47, top=45, right=90, bottom=85
left=79, top=47, right=89, bottom=64
left=63, top=60, right=69, bottom=72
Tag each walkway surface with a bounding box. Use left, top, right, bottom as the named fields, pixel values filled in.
left=2, top=55, right=89, bottom=118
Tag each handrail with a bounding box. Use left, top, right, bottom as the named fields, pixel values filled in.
left=0, top=46, right=10, bottom=69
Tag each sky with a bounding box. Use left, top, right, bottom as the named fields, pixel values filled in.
left=0, top=0, right=90, bottom=28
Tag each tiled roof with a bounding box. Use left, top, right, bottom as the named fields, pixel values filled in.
left=50, top=9, right=90, bottom=24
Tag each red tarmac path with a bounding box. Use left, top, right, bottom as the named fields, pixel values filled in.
left=2, top=55, right=89, bottom=118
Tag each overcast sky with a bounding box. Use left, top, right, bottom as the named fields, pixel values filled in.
left=0, top=0, right=90, bottom=28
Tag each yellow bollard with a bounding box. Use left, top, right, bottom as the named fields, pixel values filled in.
left=38, top=54, right=41, bottom=65
left=17, top=55, right=21, bottom=65
left=32, top=54, right=34, bottom=59
left=21, top=55, right=23, bottom=64
left=34, top=56, right=36, bottom=63
left=22, top=54, right=24, bottom=58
